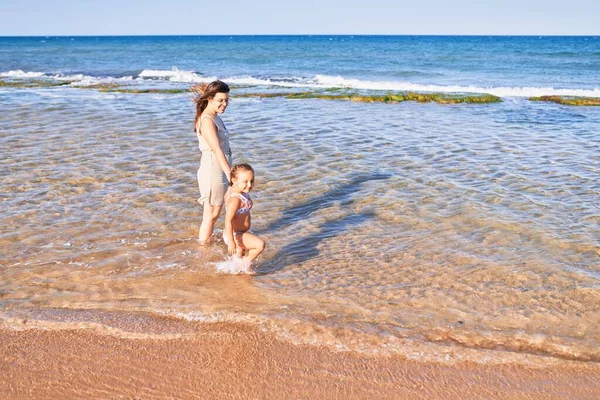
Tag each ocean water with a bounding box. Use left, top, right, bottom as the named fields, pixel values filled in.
left=1, top=35, right=599, bottom=366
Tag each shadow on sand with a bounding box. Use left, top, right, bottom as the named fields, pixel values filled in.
left=254, top=172, right=390, bottom=275
left=255, top=211, right=376, bottom=275
left=255, top=172, right=390, bottom=235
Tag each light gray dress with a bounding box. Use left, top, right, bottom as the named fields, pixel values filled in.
left=196, top=115, right=232, bottom=206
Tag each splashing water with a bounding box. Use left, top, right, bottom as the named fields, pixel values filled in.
left=215, top=256, right=253, bottom=275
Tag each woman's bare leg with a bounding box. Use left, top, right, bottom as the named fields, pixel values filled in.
left=198, top=203, right=222, bottom=243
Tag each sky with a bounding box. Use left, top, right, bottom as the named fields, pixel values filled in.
left=0, top=0, right=598, bottom=36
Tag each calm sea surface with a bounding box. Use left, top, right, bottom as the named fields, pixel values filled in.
left=1, top=36, right=599, bottom=365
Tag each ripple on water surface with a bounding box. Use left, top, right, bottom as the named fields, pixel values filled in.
left=1, top=93, right=599, bottom=364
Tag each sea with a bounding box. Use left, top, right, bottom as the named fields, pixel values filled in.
left=1, top=35, right=599, bottom=366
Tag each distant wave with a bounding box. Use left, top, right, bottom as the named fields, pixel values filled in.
left=309, top=75, right=600, bottom=98
left=3, top=69, right=600, bottom=98
left=154, top=70, right=600, bottom=97
left=138, top=68, right=217, bottom=83
left=0, top=69, right=134, bottom=85
left=1, top=70, right=47, bottom=78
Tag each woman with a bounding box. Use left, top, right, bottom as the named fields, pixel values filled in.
left=192, top=80, right=232, bottom=244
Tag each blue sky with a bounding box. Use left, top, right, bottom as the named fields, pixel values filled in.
left=1, top=0, right=598, bottom=36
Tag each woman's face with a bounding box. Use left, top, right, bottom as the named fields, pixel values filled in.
left=209, top=92, right=229, bottom=114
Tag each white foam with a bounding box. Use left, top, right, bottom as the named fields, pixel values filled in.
left=0, top=69, right=46, bottom=78
left=0, top=69, right=136, bottom=86
left=163, top=311, right=227, bottom=323
left=214, top=256, right=252, bottom=274
left=138, top=67, right=217, bottom=83
left=3, top=68, right=599, bottom=98
left=225, top=76, right=309, bottom=88
left=220, top=74, right=600, bottom=98
left=73, top=75, right=134, bottom=86
left=310, top=74, right=600, bottom=98
left=1, top=67, right=207, bottom=84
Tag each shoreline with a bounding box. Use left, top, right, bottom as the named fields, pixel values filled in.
left=2, top=318, right=599, bottom=399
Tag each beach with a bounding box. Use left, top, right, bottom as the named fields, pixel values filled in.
left=2, top=315, right=600, bottom=400
left=1, top=35, right=599, bottom=398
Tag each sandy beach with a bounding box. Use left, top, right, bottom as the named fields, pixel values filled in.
left=2, top=316, right=600, bottom=400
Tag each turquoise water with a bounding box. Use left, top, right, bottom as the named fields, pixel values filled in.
left=1, top=36, right=599, bottom=366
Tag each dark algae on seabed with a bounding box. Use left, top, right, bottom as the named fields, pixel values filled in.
left=529, top=95, right=600, bottom=106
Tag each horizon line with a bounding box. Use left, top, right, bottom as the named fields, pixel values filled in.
left=1, top=33, right=598, bottom=38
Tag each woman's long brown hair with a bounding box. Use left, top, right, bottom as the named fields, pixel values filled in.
left=191, top=80, right=230, bottom=133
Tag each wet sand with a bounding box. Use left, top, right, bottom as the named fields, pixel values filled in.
left=2, top=320, right=599, bottom=400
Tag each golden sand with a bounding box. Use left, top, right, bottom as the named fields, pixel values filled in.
left=1, top=321, right=599, bottom=400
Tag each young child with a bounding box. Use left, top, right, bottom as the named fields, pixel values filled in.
left=223, top=163, right=266, bottom=267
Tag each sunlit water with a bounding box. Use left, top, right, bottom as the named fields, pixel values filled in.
left=1, top=87, right=599, bottom=365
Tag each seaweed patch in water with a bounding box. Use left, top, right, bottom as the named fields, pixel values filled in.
left=238, top=91, right=503, bottom=104
left=0, top=79, right=73, bottom=88
left=529, top=95, right=600, bottom=106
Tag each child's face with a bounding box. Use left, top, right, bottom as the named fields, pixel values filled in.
left=232, top=170, right=254, bottom=193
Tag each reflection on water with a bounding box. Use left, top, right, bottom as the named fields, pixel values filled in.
left=1, top=89, right=599, bottom=364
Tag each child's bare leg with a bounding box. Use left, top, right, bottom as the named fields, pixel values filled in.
left=233, top=233, right=245, bottom=258
left=239, top=232, right=266, bottom=262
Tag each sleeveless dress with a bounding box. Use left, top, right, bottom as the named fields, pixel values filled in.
left=196, top=115, right=232, bottom=206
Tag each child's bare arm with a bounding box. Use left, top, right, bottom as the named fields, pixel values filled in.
left=224, top=196, right=241, bottom=255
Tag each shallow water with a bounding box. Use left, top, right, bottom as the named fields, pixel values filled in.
left=1, top=85, right=599, bottom=364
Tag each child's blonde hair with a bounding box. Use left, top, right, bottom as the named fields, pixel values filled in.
left=229, top=163, right=254, bottom=186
